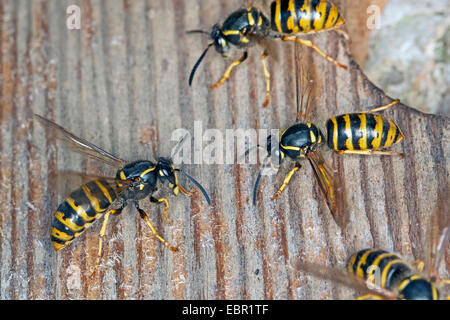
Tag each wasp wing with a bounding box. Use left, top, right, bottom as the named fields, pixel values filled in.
left=55, top=170, right=133, bottom=204
left=296, top=260, right=397, bottom=300
left=243, top=0, right=269, bottom=9
left=248, top=31, right=280, bottom=61
left=34, top=114, right=126, bottom=168
left=424, top=184, right=450, bottom=281
left=294, top=63, right=316, bottom=123
left=306, top=150, right=348, bottom=228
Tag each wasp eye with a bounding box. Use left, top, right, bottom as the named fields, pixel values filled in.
left=162, top=169, right=169, bottom=176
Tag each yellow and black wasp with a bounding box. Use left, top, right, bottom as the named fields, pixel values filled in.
left=251, top=68, right=347, bottom=227
left=296, top=188, right=450, bottom=299
left=326, top=99, right=405, bottom=157
left=34, top=114, right=210, bottom=276
left=188, top=0, right=347, bottom=107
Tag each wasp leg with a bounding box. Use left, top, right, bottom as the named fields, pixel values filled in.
left=334, top=27, right=350, bottom=41
left=281, top=36, right=348, bottom=69
left=355, top=294, right=385, bottom=300
left=366, top=100, right=400, bottom=113
left=268, top=157, right=281, bottom=172
left=272, top=164, right=301, bottom=201
left=411, top=259, right=425, bottom=273
left=136, top=202, right=178, bottom=252
left=336, top=149, right=404, bottom=157
left=178, top=184, right=195, bottom=196
left=260, top=50, right=271, bottom=107
left=211, top=52, right=248, bottom=89
left=337, top=149, right=405, bottom=157
left=91, top=206, right=124, bottom=277
left=150, top=196, right=172, bottom=223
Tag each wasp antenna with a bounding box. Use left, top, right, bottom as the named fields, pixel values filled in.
left=171, top=133, right=190, bottom=159
left=237, top=144, right=267, bottom=163
left=189, top=43, right=213, bottom=86
left=179, top=170, right=211, bottom=205
left=186, top=29, right=210, bottom=35
left=295, top=63, right=300, bottom=121
left=252, top=156, right=272, bottom=206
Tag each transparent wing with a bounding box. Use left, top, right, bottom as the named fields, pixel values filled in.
left=243, top=0, right=262, bottom=9
left=243, top=0, right=272, bottom=12
left=424, top=184, right=450, bottom=281
left=306, top=150, right=348, bottom=228
left=295, top=63, right=316, bottom=123
left=34, top=114, right=126, bottom=167
left=55, top=170, right=133, bottom=202
left=249, top=33, right=280, bottom=63
left=296, top=260, right=397, bottom=300
left=170, top=132, right=190, bottom=159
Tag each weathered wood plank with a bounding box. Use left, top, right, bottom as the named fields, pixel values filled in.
left=0, top=0, right=448, bottom=300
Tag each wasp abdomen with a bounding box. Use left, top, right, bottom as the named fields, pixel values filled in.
left=326, top=113, right=404, bottom=152
left=270, top=0, right=344, bottom=34
left=50, top=179, right=118, bottom=251
left=346, top=248, right=439, bottom=299
left=347, top=249, right=413, bottom=290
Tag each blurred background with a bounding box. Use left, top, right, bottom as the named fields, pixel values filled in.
left=343, top=0, right=450, bottom=116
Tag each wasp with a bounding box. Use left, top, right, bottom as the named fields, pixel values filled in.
left=251, top=68, right=347, bottom=227
left=296, top=188, right=450, bottom=300
left=188, top=0, right=347, bottom=107
left=34, top=114, right=210, bottom=276
left=326, top=99, right=405, bottom=157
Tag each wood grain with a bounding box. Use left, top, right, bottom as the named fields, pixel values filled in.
left=0, top=0, right=448, bottom=300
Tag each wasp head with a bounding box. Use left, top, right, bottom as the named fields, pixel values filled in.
left=266, top=135, right=283, bottom=166
left=211, top=24, right=230, bottom=56
left=187, top=24, right=230, bottom=86
left=156, top=157, right=179, bottom=195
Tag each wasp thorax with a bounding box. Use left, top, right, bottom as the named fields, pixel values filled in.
left=279, top=123, right=324, bottom=159
left=399, top=278, right=439, bottom=300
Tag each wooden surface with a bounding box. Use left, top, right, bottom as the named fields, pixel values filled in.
left=338, top=0, right=389, bottom=67
left=0, top=0, right=448, bottom=300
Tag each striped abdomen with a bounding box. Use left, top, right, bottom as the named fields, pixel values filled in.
left=347, top=249, right=413, bottom=291
left=50, top=179, right=118, bottom=251
left=326, top=113, right=404, bottom=152
left=270, top=0, right=344, bottom=34
left=346, top=249, right=439, bottom=299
